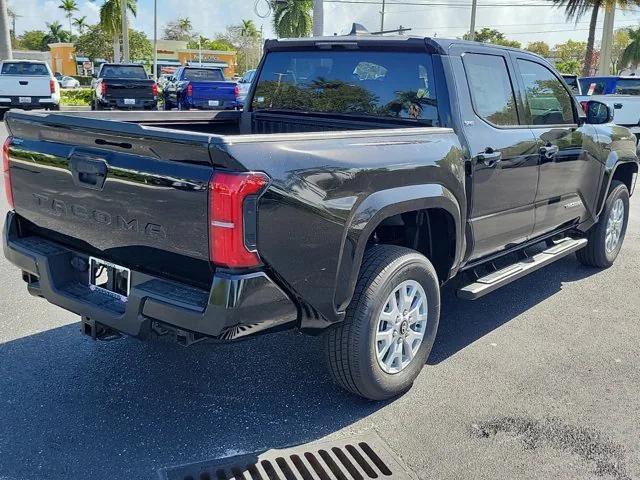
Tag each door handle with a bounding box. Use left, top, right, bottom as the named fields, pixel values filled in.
left=70, top=155, right=108, bottom=190
left=539, top=144, right=559, bottom=160
left=477, top=149, right=502, bottom=167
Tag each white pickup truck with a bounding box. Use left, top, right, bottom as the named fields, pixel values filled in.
left=576, top=94, right=640, bottom=139
left=0, top=60, right=60, bottom=119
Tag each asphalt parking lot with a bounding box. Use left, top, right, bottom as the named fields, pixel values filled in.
left=0, top=119, right=639, bottom=480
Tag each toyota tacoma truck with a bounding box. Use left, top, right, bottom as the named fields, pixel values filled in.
left=3, top=35, right=638, bottom=400
left=162, top=66, right=240, bottom=110
left=91, top=63, right=158, bottom=111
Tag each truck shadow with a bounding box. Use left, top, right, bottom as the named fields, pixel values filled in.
left=0, top=255, right=599, bottom=480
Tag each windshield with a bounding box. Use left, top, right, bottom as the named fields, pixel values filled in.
left=1, top=62, right=49, bottom=76
left=252, top=50, right=438, bottom=124
left=615, top=79, right=640, bottom=95
left=183, top=68, right=224, bottom=81
left=563, top=76, right=580, bottom=95
left=100, top=65, right=148, bottom=79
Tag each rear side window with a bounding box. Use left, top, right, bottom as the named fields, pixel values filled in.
left=463, top=53, right=519, bottom=126
left=517, top=59, right=574, bottom=125
left=252, top=50, right=438, bottom=125
left=100, top=65, right=147, bottom=79
left=183, top=68, right=224, bottom=81
left=1, top=62, right=49, bottom=76
left=615, top=78, right=640, bottom=95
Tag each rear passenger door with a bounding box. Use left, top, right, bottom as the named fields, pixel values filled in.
left=457, top=50, right=540, bottom=260
left=510, top=54, right=602, bottom=237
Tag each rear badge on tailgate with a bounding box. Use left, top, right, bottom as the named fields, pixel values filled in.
left=89, top=257, right=130, bottom=302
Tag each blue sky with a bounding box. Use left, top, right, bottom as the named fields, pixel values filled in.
left=10, top=0, right=640, bottom=49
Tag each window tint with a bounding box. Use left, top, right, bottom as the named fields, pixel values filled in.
left=615, top=78, right=640, bottom=95
left=100, top=65, right=147, bottom=79
left=183, top=68, right=224, bottom=81
left=252, top=51, right=438, bottom=124
left=1, top=62, right=49, bottom=76
left=463, top=53, right=518, bottom=126
left=517, top=59, right=574, bottom=125
left=562, top=75, right=581, bottom=94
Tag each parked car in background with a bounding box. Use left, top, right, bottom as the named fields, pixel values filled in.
left=579, top=75, right=640, bottom=95
left=162, top=66, right=239, bottom=110
left=578, top=75, right=640, bottom=138
left=157, top=73, right=172, bottom=90
left=91, top=63, right=158, bottom=111
left=561, top=74, right=582, bottom=95
left=3, top=36, right=638, bottom=400
left=59, top=76, right=80, bottom=89
left=0, top=60, right=60, bottom=119
left=237, top=69, right=256, bottom=104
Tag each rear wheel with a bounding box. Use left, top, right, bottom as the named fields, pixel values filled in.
left=577, top=180, right=629, bottom=268
left=324, top=245, right=440, bottom=400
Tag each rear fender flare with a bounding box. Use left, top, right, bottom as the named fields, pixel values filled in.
left=333, top=184, right=463, bottom=314
left=595, top=152, right=639, bottom=217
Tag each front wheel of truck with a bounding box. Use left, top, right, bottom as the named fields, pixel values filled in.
left=325, top=245, right=440, bottom=400
left=577, top=180, right=629, bottom=268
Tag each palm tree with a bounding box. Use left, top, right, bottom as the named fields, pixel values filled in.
left=58, top=0, right=78, bottom=37
left=0, top=0, right=12, bottom=59
left=73, top=15, right=88, bottom=34
left=43, top=21, right=70, bottom=45
left=99, top=0, right=136, bottom=62
left=551, top=0, right=640, bottom=76
left=177, top=17, right=192, bottom=33
left=240, top=19, right=259, bottom=39
left=271, top=0, right=312, bottom=38
left=621, top=27, right=640, bottom=70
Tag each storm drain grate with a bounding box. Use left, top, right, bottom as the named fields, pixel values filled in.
left=159, top=434, right=416, bottom=480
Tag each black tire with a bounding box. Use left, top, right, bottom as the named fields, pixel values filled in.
left=577, top=180, right=629, bottom=268
left=324, top=245, right=440, bottom=400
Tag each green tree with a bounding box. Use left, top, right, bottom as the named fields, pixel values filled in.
left=18, top=29, right=47, bottom=50
left=58, top=0, right=78, bottom=36
left=100, top=0, right=137, bottom=63
left=620, top=26, right=640, bottom=70
left=43, top=21, right=70, bottom=45
left=555, top=59, right=582, bottom=75
left=463, top=28, right=521, bottom=48
left=554, top=39, right=586, bottom=64
left=526, top=41, right=551, bottom=57
left=611, top=28, right=630, bottom=73
left=76, top=24, right=150, bottom=62
left=72, top=15, right=89, bottom=34
left=128, top=28, right=152, bottom=62
left=241, top=19, right=259, bottom=39
left=271, top=0, right=312, bottom=38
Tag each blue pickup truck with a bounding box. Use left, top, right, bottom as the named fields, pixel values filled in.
left=578, top=76, right=640, bottom=95
left=162, top=66, right=239, bottom=110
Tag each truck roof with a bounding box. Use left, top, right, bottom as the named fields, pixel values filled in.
left=264, top=34, right=542, bottom=58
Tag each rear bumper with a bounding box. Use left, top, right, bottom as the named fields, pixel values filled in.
left=186, top=99, right=240, bottom=110
left=3, top=211, right=298, bottom=341
left=98, top=98, right=158, bottom=110
left=0, top=96, right=59, bottom=108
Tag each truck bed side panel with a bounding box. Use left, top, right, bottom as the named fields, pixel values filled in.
left=219, top=128, right=466, bottom=324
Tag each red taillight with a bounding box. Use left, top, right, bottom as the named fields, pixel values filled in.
left=3, top=136, right=14, bottom=209
left=152, top=82, right=158, bottom=97
left=101, top=82, right=107, bottom=96
left=234, top=84, right=240, bottom=97
left=49, top=79, right=56, bottom=94
left=208, top=171, right=269, bottom=268
left=186, top=83, right=193, bottom=97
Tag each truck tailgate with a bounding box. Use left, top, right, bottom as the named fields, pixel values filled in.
left=5, top=111, right=215, bottom=286
left=191, top=81, right=236, bottom=101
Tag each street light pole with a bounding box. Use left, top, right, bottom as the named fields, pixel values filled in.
left=153, top=0, right=157, bottom=78
left=0, top=0, right=13, bottom=60
left=380, top=0, right=386, bottom=32
left=121, top=0, right=129, bottom=62
left=313, top=0, right=323, bottom=36
left=469, top=0, right=477, bottom=41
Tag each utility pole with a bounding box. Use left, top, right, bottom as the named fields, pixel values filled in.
left=380, top=0, right=386, bottom=33
left=598, top=5, right=615, bottom=75
left=121, top=0, right=129, bottom=63
left=153, top=0, right=157, bottom=78
left=313, top=0, right=323, bottom=36
left=469, top=0, right=478, bottom=41
left=0, top=0, right=12, bottom=60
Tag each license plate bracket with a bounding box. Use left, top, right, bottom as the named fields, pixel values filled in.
left=89, top=257, right=130, bottom=302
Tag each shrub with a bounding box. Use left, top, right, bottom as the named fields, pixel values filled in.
left=60, top=88, right=92, bottom=106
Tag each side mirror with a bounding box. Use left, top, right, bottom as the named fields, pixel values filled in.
left=582, top=100, right=614, bottom=124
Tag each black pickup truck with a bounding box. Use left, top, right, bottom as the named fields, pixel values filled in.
left=91, top=63, right=158, bottom=111
left=3, top=35, right=638, bottom=400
